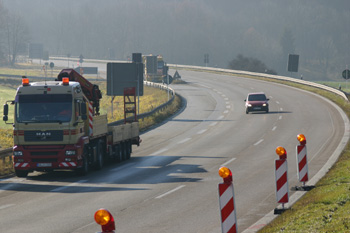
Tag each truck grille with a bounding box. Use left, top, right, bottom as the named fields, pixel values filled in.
left=24, top=130, right=63, bottom=142
left=30, top=151, right=58, bottom=156
left=31, top=158, right=57, bottom=163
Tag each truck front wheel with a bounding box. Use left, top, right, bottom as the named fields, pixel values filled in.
left=77, top=156, right=89, bottom=176
left=15, top=170, right=28, bottom=178
left=95, top=140, right=104, bottom=170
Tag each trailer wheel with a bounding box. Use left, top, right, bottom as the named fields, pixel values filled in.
left=95, top=140, right=104, bottom=170
left=114, top=144, right=123, bottom=162
left=121, top=142, right=127, bottom=161
left=126, top=141, right=131, bottom=160
left=15, top=170, right=28, bottom=178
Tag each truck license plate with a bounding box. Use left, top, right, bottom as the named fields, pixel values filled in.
left=37, top=163, right=52, bottom=167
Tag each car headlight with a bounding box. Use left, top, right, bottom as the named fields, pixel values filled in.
left=65, top=150, right=76, bottom=156
left=247, top=104, right=252, bottom=107
left=263, top=103, right=267, bottom=106
left=14, top=151, right=23, bottom=156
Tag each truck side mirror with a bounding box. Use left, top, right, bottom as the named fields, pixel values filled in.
left=81, top=103, right=87, bottom=120
left=3, top=104, right=8, bottom=121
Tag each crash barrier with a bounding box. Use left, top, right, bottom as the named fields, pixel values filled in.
left=218, top=167, right=237, bottom=233
left=168, top=64, right=349, bottom=102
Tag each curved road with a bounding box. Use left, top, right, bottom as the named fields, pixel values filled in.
left=0, top=68, right=346, bottom=233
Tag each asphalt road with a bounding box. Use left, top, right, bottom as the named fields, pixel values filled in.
left=0, top=68, right=346, bottom=233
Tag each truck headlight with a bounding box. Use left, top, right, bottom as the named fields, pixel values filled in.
left=14, top=151, right=23, bottom=156
left=65, top=150, right=76, bottom=156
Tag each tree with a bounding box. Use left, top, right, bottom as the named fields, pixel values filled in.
left=3, top=10, right=29, bottom=66
left=228, top=54, right=277, bottom=75
left=0, top=0, right=6, bottom=62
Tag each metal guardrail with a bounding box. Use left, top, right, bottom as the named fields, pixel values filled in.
left=169, top=64, right=349, bottom=101
left=0, top=81, right=176, bottom=159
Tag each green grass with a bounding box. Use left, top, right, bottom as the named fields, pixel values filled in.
left=316, top=81, right=350, bottom=93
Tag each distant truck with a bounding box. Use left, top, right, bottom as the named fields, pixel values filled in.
left=143, top=55, right=171, bottom=83
left=3, top=69, right=140, bottom=177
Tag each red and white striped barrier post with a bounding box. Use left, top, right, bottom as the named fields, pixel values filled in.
left=274, top=146, right=289, bottom=213
left=296, top=134, right=308, bottom=186
left=94, top=208, right=115, bottom=233
left=218, top=166, right=237, bottom=233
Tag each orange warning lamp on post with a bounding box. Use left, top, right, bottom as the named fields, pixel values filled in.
left=218, top=166, right=232, bottom=184
left=276, top=146, right=287, bottom=160
left=297, top=134, right=306, bottom=145
left=94, top=208, right=115, bottom=233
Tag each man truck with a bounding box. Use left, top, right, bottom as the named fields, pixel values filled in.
left=3, top=69, right=140, bottom=177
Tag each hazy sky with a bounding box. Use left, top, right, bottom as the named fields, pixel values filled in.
left=2, top=0, right=349, bottom=80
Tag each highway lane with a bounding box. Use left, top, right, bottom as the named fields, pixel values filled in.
left=0, top=68, right=346, bottom=232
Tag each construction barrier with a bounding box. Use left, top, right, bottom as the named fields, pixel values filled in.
left=218, top=167, right=237, bottom=233
left=274, top=147, right=289, bottom=209
left=296, top=134, right=308, bottom=185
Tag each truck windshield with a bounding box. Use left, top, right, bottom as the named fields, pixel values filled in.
left=15, top=94, right=73, bottom=123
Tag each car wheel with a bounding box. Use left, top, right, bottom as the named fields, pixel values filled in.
left=246, top=109, right=249, bottom=114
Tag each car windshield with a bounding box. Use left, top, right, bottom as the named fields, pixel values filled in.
left=15, top=94, right=73, bottom=123
left=248, top=94, right=267, bottom=101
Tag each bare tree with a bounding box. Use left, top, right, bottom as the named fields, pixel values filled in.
left=3, top=10, right=29, bottom=66
left=0, top=0, right=6, bottom=62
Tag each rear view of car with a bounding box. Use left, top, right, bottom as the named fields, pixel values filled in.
left=245, top=92, right=269, bottom=114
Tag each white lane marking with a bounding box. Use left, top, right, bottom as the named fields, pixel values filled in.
left=200, top=84, right=210, bottom=89
left=177, top=138, right=191, bottom=144
left=221, top=158, right=236, bottom=167
left=0, top=204, right=15, bottom=210
left=272, top=126, right=277, bottom=131
left=197, top=129, right=207, bottom=135
left=110, top=162, right=136, bottom=172
left=218, top=115, right=224, bottom=120
left=224, top=110, right=229, bottom=114
left=279, top=116, right=282, bottom=120
left=276, top=101, right=280, bottom=104
left=150, top=148, right=168, bottom=156
left=254, top=139, right=264, bottom=146
left=50, top=180, right=88, bottom=192
left=210, top=122, right=218, bottom=127
left=280, top=108, right=283, bottom=111
left=226, top=105, right=231, bottom=109
left=222, top=95, right=226, bottom=98
left=0, top=178, right=25, bottom=182
left=155, top=185, right=186, bottom=199
left=224, top=98, right=229, bottom=101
